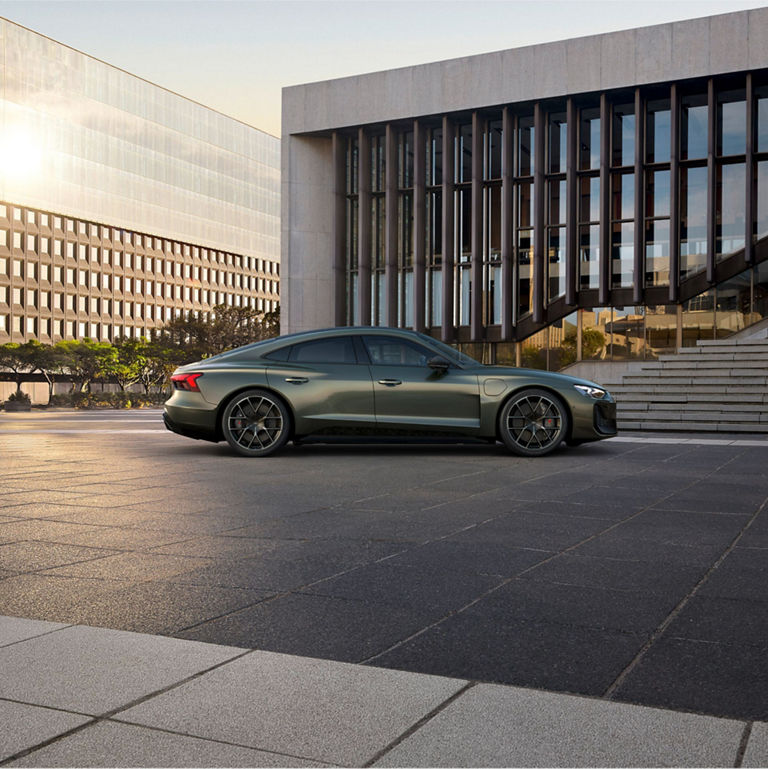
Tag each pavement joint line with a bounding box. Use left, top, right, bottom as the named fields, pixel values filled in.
left=0, top=621, right=78, bottom=651
left=101, top=717, right=337, bottom=768
left=601, top=486, right=768, bottom=701
left=735, top=722, right=755, bottom=767
left=361, top=680, right=477, bottom=768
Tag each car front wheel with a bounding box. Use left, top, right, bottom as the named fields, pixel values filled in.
left=498, top=388, right=568, bottom=457
left=221, top=389, right=290, bottom=457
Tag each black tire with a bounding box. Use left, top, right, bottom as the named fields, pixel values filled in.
left=498, top=388, right=569, bottom=457
left=221, top=389, right=291, bottom=457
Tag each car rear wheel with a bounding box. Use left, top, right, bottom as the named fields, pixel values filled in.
left=498, top=388, right=568, bottom=457
left=221, top=389, right=290, bottom=457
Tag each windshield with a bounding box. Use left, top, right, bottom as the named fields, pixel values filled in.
left=416, top=333, right=480, bottom=367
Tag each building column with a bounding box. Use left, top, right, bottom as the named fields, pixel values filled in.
left=707, top=78, right=716, bottom=285
left=332, top=132, right=347, bottom=327
left=669, top=85, right=681, bottom=304
left=633, top=88, right=645, bottom=306
left=501, top=107, right=515, bottom=338
left=441, top=117, right=455, bottom=341
left=533, top=103, right=545, bottom=324
left=385, top=124, right=399, bottom=326
left=745, top=73, right=755, bottom=265
left=413, top=120, right=426, bottom=332
left=566, top=98, right=578, bottom=307
left=599, top=93, right=611, bottom=306
left=471, top=111, right=484, bottom=341
left=357, top=128, right=372, bottom=324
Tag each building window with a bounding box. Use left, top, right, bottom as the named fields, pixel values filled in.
left=716, top=87, right=746, bottom=260
left=546, top=111, right=567, bottom=301
left=515, top=116, right=534, bottom=319
left=645, top=95, right=671, bottom=287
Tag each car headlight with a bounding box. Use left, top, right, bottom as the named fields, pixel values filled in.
left=574, top=384, right=607, bottom=399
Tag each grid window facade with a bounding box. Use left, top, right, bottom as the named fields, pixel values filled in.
left=0, top=202, right=280, bottom=344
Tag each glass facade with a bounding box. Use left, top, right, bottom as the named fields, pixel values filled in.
left=338, top=70, right=768, bottom=368
left=0, top=20, right=279, bottom=343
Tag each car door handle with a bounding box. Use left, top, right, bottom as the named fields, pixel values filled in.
left=378, top=379, right=402, bottom=386
left=285, top=377, right=309, bottom=385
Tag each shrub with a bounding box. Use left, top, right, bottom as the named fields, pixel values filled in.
left=7, top=390, right=31, bottom=404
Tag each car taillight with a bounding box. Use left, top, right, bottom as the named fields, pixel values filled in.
left=171, top=372, right=204, bottom=392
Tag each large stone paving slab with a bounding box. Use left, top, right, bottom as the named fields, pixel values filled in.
left=117, top=650, right=466, bottom=766
left=0, top=625, right=245, bottom=714
left=372, top=684, right=746, bottom=767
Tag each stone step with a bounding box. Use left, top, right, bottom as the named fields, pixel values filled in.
left=650, top=358, right=768, bottom=369
left=617, top=419, right=768, bottom=433
left=696, top=339, right=768, bottom=348
left=617, top=401, right=768, bottom=413
left=664, top=350, right=768, bottom=360
left=618, top=409, right=767, bottom=424
left=621, top=376, right=768, bottom=386
left=612, top=392, right=768, bottom=404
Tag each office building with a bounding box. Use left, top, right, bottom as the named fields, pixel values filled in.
left=0, top=18, right=280, bottom=345
left=282, top=8, right=768, bottom=366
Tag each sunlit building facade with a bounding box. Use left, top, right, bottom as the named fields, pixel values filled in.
left=282, top=9, right=768, bottom=367
left=0, top=19, right=280, bottom=344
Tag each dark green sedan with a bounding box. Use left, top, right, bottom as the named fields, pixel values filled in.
left=163, top=326, right=617, bottom=457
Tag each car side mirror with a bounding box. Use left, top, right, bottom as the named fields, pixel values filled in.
left=427, top=356, right=450, bottom=372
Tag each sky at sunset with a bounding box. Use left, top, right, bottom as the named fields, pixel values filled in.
left=0, top=0, right=764, bottom=137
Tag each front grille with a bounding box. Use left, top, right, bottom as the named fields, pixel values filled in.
left=594, top=401, right=617, bottom=435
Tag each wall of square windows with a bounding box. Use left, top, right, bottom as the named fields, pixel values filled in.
left=0, top=202, right=280, bottom=344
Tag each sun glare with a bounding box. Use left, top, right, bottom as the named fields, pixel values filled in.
left=0, top=126, right=44, bottom=182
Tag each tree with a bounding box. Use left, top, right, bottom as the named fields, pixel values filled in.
left=55, top=339, right=115, bottom=393
left=23, top=340, right=67, bottom=405
left=0, top=342, right=41, bottom=395
left=106, top=337, right=147, bottom=391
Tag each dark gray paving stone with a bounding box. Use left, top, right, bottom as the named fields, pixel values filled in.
left=382, top=541, right=554, bottom=577
left=39, top=551, right=213, bottom=582
left=370, top=605, right=643, bottom=696
left=445, top=511, right=613, bottom=550
left=521, top=553, right=708, bottom=597
left=511, top=499, right=642, bottom=522
left=696, top=546, right=768, bottom=603
left=615, top=637, right=768, bottom=721
left=176, top=592, right=428, bottom=661
left=166, top=539, right=406, bottom=592
left=608, top=510, right=748, bottom=548
left=664, top=594, right=768, bottom=648
left=476, top=578, right=679, bottom=634
left=226, top=508, right=468, bottom=543
left=68, top=580, right=271, bottom=635
left=0, top=541, right=118, bottom=572
left=0, top=574, right=127, bottom=623
left=303, top=561, right=504, bottom=615
left=563, top=486, right=678, bottom=509
left=651, top=483, right=768, bottom=514
left=567, top=533, right=726, bottom=567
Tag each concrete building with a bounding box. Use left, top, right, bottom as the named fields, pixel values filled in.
left=282, top=8, right=768, bottom=367
left=0, top=18, right=280, bottom=345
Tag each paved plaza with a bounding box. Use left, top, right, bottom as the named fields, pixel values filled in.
left=0, top=410, right=767, bottom=766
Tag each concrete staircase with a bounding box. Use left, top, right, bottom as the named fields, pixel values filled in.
left=609, top=331, right=768, bottom=433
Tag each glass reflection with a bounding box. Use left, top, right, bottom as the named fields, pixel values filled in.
left=680, top=167, right=708, bottom=278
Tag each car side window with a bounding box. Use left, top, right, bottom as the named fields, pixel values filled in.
left=282, top=336, right=358, bottom=364
left=363, top=336, right=432, bottom=366
left=262, top=346, right=290, bottom=361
